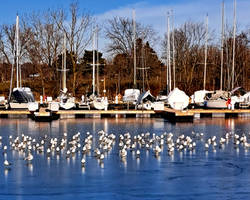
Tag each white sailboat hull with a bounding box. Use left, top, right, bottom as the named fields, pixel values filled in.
left=153, top=102, right=165, bottom=111
left=59, top=102, right=75, bottom=110
left=93, top=101, right=105, bottom=110
left=137, top=102, right=153, bottom=110
left=206, top=99, right=227, bottom=109
left=143, top=102, right=152, bottom=110
left=9, top=102, right=39, bottom=111
left=92, top=98, right=108, bottom=110
left=28, top=102, right=39, bottom=112
left=48, top=102, right=60, bottom=112
left=9, top=102, right=29, bottom=109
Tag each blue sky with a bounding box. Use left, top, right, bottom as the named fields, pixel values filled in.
left=0, top=0, right=185, bottom=24
left=0, top=0, right=249, bottom=55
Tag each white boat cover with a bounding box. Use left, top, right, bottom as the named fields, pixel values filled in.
left=123, top=89, right=140, bottom=103
left=167, top=88, right=189, bottom=110
left=207, top=90, right=229, bottom=100
left=192, top=90, right=212, bottom=104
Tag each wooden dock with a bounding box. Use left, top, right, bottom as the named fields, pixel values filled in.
left=0, top=107, right=249, bottom=122
left=158, top=108, right=250, bottom=121
left=156, top=108, right=195, bottom=122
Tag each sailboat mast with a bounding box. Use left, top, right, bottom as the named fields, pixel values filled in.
left=172, top=10, right=175, bottom=89
left=62, top=33, right=67, bottom=91
left=133, top=9, right=136, bottom=88
left=231, top=0, right=236, bottom=90
left=16, top=15, right=19, bottom=88
left=167, top=12, right=171, bottom=91
left=220, top=1, right=225, bottom=91
left=92, top=27, right=96, bottom=95
left=141, top=39, right=145, bottom=91
left=96, top=26, right=99, bottom=96
left=203, top=14, right=208, bottom=90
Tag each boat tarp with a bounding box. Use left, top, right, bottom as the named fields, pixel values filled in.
left=205, top=90, right=229, bottom=100
left=193, top=90, right=212, bottom=103
left=136, top=90, right=155, bottom=105
left=10, top=88, right=35, bottom=103
left=167, top=88, right=189, bottom=110
left=123, top=89, right=140, bottom=102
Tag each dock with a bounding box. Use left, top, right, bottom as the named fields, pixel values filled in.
left=0, top=107, right=249, bottom=122
left=157, top=108, right=250, bottom=122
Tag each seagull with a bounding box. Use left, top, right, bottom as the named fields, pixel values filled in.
left=81, top=158, right=85, bottom=166
left=205, top=143, right=209, bottom=150
left=56, top=146, right=60, bottom=152
left=99, top=153, right=105, bottom=161
left=136, top=150, right=140, bottom=158
left=24, top=153, right=33, bottom=162
left=4, top=160, right=11, bottom=167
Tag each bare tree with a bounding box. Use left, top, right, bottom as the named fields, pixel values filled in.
left=52, top=2, right=93, bottom=95
left=105, top=16, right=158, bottom=88
left=105, top=16, right=157, bottom=56
left=162, top=21, right=215, bottom=93
left=0, top=17, right=32, bottom=88
left=23, top=10, right=63, bottom=96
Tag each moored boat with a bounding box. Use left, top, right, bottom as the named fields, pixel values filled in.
left=8, top=16, right=38, bottom=111
left=167, top=88, right=189, bottom=110
left=57, top=34, right=75, bottom=110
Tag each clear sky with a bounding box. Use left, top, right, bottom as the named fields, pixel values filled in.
left=0, top=0, right=249, bottom=54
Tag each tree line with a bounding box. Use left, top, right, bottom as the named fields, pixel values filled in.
left=0, top=2, right=249, bottom=100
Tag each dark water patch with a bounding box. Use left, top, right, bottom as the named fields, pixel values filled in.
left=167, top=175, right=187, bottom=181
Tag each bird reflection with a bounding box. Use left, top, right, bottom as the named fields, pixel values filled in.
left=27, top=163, right=33, bottom=173
left=56, top=155, right=60, bottom=163
left=136, top=157, right=140, bottom=166
left=121, top=158, right=127, bottom=168
left=81, top=166, right=86, bottom=174
left=4, top=168, right=10, bottom=177
left=99, top=162, right=104, bottom=169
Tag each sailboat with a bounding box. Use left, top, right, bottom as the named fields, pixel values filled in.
left=136, top=31, right=156, bottom=110
left=8, top=15, right=38, bottom=111
left=136, top=90, right=155, bottom=110
left=123, top=10, right=140, bottom=105
left=57, top=33, right=75, bottom=110
left=90, top=26, right=108, bottom=110
left=205, top=1, right=234, bottom=109
left=165, top=11, right=189, bottom=110
left=191, top=14, right=213, bottom=107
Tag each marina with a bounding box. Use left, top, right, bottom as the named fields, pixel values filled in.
left=0, top=0, right=249, bottom=199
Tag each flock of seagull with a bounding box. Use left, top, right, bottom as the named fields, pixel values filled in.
left=1, top=130, right=250, bottom=170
